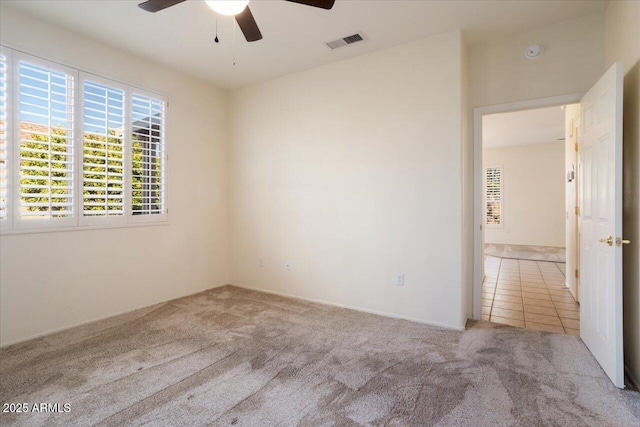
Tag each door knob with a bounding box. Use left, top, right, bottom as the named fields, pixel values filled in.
left=599, top=236, right=613, bottom=246
left=616, top=237, right=631, bottom=246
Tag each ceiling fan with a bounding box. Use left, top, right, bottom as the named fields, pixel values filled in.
left=138, top=0, right=336, bottom=42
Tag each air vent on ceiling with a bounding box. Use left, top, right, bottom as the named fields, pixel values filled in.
left=326, top=33, right=366, bottom=50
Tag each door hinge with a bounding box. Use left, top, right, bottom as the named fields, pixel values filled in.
left=575, top=142, right=579, bottom=152
left=575, top=206, right=580, bottom=215
left=575, top=269, right=579, bottom=278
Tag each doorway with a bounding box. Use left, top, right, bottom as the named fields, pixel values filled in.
left=479, top=105, right=579, bottom=334
left=472, top=94, right=584, bottom=326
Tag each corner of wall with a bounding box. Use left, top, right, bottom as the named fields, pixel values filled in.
left=461, top=34, right=473, bottom=325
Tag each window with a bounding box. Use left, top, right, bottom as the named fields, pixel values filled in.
left=81, top=76, right=126, bottom=225
left=15, top=56, right=76, bottom=229
left=485, top=166, right=502, bottom=226
left=131, top=92, right=166, bottom=220
left=0, top=48, right=9, bottom=229
left=1, top=47, right=167, bottom=233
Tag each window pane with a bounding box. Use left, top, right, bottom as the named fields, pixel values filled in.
left=18, top=61, right=75, bottom=220
left=131, top=93, right=165, bottom=216
left=83, top=80, right=125, bottom=217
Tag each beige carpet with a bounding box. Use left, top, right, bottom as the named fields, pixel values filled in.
left=1, top=285, right=639, bottom=426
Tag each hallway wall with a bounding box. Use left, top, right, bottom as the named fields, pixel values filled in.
left=483, top=143, right=566, bottom=247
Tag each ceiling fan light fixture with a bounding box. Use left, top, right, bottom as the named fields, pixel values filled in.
left=206, top=0, right=249, bottom=16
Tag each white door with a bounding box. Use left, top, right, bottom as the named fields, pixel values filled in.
left=579, top=62, right=624, bottom=388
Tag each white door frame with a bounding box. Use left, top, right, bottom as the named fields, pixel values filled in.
left=472, top=93, right=584, bottom=320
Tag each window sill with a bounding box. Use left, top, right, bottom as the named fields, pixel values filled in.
left=1, top=220, right=170, bottom=236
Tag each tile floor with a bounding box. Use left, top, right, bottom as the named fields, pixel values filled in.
left=482, top=256, right=580, bottom=335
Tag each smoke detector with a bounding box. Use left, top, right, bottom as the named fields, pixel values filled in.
left=524, top=44, right=543, bottom=60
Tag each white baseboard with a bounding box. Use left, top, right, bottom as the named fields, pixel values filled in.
left=2, top=282, right=465, bottom=348
left=231, top=283, right=466, bottom=332
left=0, top=283, right=228, bottom=348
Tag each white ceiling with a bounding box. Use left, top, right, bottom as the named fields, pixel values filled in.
left=483, top=106, right=568, bottom=148
left=1, top=1, right=606, bottom=89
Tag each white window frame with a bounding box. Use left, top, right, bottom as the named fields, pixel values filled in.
left=1, top=45, right=169, bottom=235
left=484, top=165, right=503, bottom=229
left=12, top=51, right=79, bottom=231
left=0, top=46, right=12, bottom=232
left=79, top=72, right=129, bottom=227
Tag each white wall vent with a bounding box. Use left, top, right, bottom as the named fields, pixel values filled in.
left=326, top=33, right=366, bottom=50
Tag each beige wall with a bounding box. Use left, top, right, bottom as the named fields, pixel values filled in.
left=0, top=8, right=229, bottom=345
left=229, top=32, right=466, bottom=329
left=469, top=12, right=605, bottom=109
left=605, top=0, right=640, bottom=389
left=483, top=143, right=565, bottom=247
left=564, top=104, right=580, bottom=300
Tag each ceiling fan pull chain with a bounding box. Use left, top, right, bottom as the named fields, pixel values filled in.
left=215, top=16, right=219, bottom=43
left=233, top=18, right=237, bottom=66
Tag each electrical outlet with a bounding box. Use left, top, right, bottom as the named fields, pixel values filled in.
left=259, top=257, right=264, bottom=267
left=285, top=261, right=292, bottom=271
left=395, top=274, right=404, bottom=286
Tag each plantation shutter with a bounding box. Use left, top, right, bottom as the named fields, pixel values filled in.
left=130, top=92, right=166, bottom=221
left=81, top=75, right=126, bottom=225
left=1, top=46, right=169, bottom=233
left=15, top=55, right=77, bottom=229
left=485, top=166, right=502, bottom=226
left=0, top=48, right=9, bottom=227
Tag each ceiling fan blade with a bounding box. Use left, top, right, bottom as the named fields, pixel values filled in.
left=138, top=0, right=187, bottom=13
left=285, top=0, right=335, bottom=10
left=235, top=6, right=263, bottom=42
